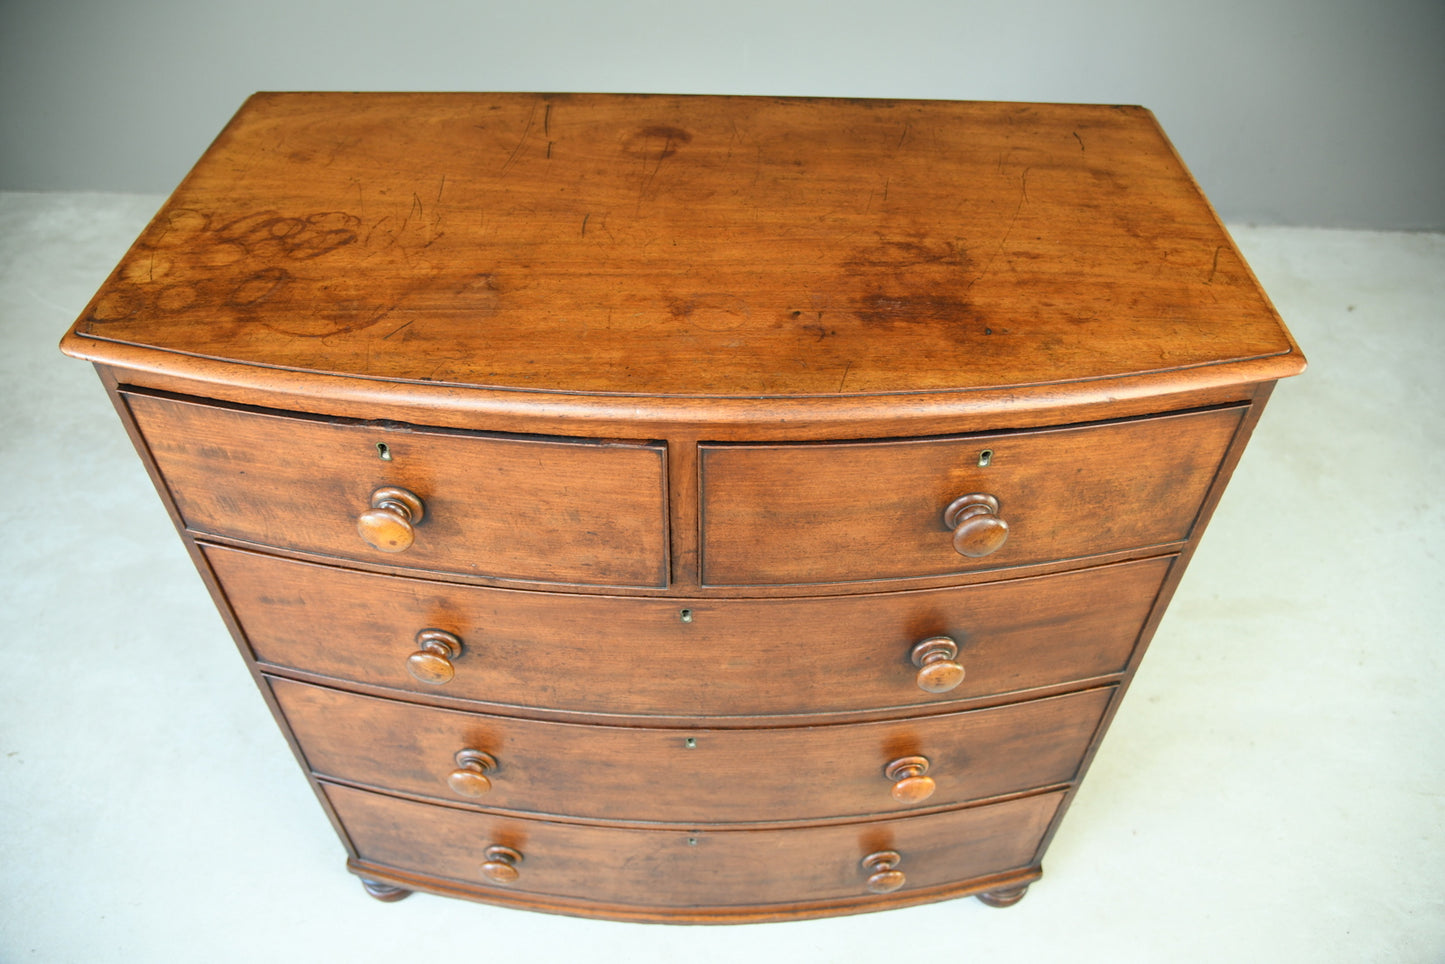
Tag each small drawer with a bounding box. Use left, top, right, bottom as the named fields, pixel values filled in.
left=210, top=544, right=1169, bottom=716
left=326, top=782, right=1063, bottom=916
left=272, top=678, right=1111, bottom=824
left=699, top=405, right=1244, bottom=585
left=125, top=392, right=668, bottom=587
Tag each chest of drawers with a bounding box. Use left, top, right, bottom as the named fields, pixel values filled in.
left=61, top=93, right=1304, bottom=922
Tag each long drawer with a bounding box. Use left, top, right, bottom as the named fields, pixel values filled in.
left=273, top=677, right=1111, bottom=824
left=326, top=782, right=1065, bottom=914
left=700, top=405, right=1243, bottom=585
left=213, top=544, right=1169, bottom=717
left=125, top=391, right=670, bottom=587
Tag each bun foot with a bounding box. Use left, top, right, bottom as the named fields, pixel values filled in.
left=977, top=884, right=1029, bottom=908
left=361, top=878, right=413, bottom=902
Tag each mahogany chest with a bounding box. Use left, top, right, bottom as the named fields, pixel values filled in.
left=61, top=93, right=1304, bottom=921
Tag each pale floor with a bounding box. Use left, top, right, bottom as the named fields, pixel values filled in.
left=1, top=192, right=1441, bottom=962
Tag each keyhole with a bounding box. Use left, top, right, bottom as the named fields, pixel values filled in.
left=376, top=442, right=392, bottom=461
left=679, top=609, right=693, bottom=623
left=977, top=449, right=993, bottom=467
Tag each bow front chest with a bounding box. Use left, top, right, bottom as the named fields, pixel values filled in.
left=61, top=93, right=1304, bottom=922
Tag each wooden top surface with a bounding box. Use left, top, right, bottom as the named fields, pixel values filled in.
left=64, top=93, right=1303, bottom=407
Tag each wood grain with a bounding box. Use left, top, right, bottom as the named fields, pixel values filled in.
left=325, top=782, right=1063, bottom=912
left=126, top=391, right=669, bottom=587
left=207, top=543, right=1171, bottom=718
left=271, top=677, right=1110, bottom=824
left=56, top=95, right=1306, bottom=923
left=700, top=405, right=1243, bottom=585
left=63, top=94, right=1303, bottom=409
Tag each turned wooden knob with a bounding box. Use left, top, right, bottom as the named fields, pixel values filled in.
left=885, top=755, right=936, bottom=804
left=943, top=493, right=1009, bottom=558
left=910, top=636, right=965, bottom=693
left=861, top=850, right=906, bottom=894
left=407, top=629, right=462, bottom=685
left=357, top=486, right=425, bottom=552
left=480, top=845, right=523, bottom=884
left=447, top=749, right=498, bottom=798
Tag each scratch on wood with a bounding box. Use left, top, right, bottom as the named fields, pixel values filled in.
left=399, top=193, right=424, bottom=236
left=366, top=215, right=393, bottom=245
left=581, top=213, right=590, bottom=237
left=383, top=319, right=414, bottom=339
left=968, top=167, right=1031, bottom=292
left=436, top=174, right=447, bottom=202
left=1206, top=245, right=1223, bottom=284
left=837, top=362, right=853, bottom=392
left=883, top=177, right=890, bottom=202
left=547, top=141, right=553, bottom=159
left=501, top=102, right=539, bottom=174
left=543, top=102, right=552, bottom=136
left=1073, top=131, right=1085, bottom=152
left=896, top=121, right=911, bottom=149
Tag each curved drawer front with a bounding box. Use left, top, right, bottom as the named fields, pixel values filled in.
left=211, top=544, right=1169, bottom=716
left=272, top=677, right=1111, bottom=824
left=326, top=782, right=1064, bottom=915
left=699, top=405, right=1244, bottom=586
left=125, top=391, right=668, bottom=587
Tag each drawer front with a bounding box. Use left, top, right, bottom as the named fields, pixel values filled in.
left=272, top=678, right=1111, bottom=824
left=700, top=406, right=1244, bottom=585
left=124, top=392, right=669, bottom=587
left=326, top=782, right=1063, bottom=912
left=212, top=544, right=1169, bottom=716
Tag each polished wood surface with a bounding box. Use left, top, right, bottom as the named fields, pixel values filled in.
left=65, top=94, right=1301, bottom=408
left=125, top=390, right=669, bottom=587
left=59, top=94, right=1304, bottom=922
left=271, top=676, right=1111, bottom=824
left=208, top=544, right=1172, bottom=718
left=325, top=782, right=1063, bottom=912
left=700, top=406, right=1242, bottom=585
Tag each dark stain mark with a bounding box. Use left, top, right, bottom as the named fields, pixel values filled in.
left=288, top=228, right=359, bottom=260
left=227, top=267, right=291, bottom=307
left=263, top=303, right=396, bottom=340
left=855, top=292, right=972, bottom=328
left=841, top=237, right=977, bottom=338
left=546, top=141, right=553, bottom=159
left=84, top=208, right=360, bottom=334
left=155, top=283, right=198, bottom=311
left=87, top=287, right=144, bottom=324
left=623, top=125, right=693, bottom=161
left=843, top=238, right=970, bottom=274
left=668, top=294, right=750, bottom=331
left=216, top=210, right=359, bottom=260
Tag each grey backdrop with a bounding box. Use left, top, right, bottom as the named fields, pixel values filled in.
left=3, top=0, right=1442, bottom=229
